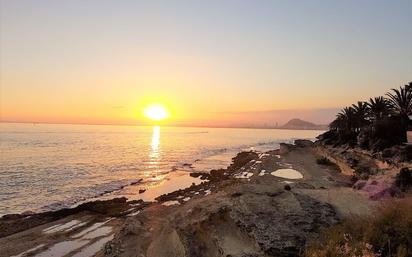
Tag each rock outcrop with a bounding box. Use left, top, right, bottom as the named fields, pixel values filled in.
left=105, top=183, right=338, bottom=257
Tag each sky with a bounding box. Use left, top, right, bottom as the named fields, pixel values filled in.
left=0, top=0, right=411, bottom=127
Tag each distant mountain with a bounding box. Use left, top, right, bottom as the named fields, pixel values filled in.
left=281, top=118, right=327, bottom=130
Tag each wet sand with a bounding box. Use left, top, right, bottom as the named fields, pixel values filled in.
left=0, top=141, right=375, bottom=257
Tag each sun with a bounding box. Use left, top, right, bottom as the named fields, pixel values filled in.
left=143, top=104, right=169, bottom=121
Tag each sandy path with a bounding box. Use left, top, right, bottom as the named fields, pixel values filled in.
left=282, top=147, right=374, bottom=217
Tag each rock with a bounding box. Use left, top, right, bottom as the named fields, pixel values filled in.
left=189, top=170, right=228, bottom=182
left=139, top=189, right=146, bottom=194
left=279, top=143, right=295, bottom=155
left=353, top=180, right=367, bottom=190
left=0, top=197, right=129, bottom=238
left=106, top=182, right=340, bottom=257
left=128, top=199, right=145, bottom=205
left=231, top=192, right=242, bottom=197
left=229, top=190, right=338, bottom=257
left=130, top=179, right=143, bottom=185
left=21, top=211, right=35, bottom=215
left=77, top=197, right=128, bottom=216
left=228, top=151, right=259, bottom=171
left=209, top=169, right=228, bottom=181
left=284, top=185, right=291, bottom=191
left=294, top=139, right=314, bottom=147
left=189, top=172, right=202, bottom=178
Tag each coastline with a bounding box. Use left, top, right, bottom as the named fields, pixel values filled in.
left=0, top=122, right=323, bottom=216
left=1, top=139, right=391, bottom=257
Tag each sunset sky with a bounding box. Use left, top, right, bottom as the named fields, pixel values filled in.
left=1, top=0, right=411, bottom=127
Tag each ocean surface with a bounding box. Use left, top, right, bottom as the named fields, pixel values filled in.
left=0, top=123, right=323, bottom=216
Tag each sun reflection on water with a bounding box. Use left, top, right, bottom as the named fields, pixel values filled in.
left=144, top=126, right=163, bottom=180
left=150, top=126, right=160, bottom=160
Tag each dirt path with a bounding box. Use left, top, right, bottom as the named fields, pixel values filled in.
left=282, top=147, right=374, bottom=217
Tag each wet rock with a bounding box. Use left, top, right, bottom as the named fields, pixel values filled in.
left=209, top=169, right=229, bottom=181
left=228, top=151, right=259, bottom=171
left=190, top=170, right=228, bottom=182
left=0, top=197, right=129, bottom=237
left=78, top=197, right=128, bottom=216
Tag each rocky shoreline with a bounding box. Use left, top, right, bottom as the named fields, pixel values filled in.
left=2, top=140, right=406, bottom=257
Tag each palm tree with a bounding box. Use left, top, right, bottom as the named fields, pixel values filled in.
left=337, top=106, right=356, bottom=132
left=367, top=96, right=390, bottom=121
left=329, top=115, right=345, bottom=131
left=386, top=83, right=412, bottom=142
left=351, top=101, right=370, bottom=131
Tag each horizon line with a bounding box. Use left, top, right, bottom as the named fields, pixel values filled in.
left=0, top=120, right=328, bottom=131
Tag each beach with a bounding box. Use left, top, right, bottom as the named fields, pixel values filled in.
left=0, top=139, right=382, bottom=257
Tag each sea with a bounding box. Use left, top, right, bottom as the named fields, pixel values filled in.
left=0, top=123, right=323, bottom=216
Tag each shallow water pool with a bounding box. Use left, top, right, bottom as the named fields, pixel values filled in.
left=271, top=169, right=303, bottom=179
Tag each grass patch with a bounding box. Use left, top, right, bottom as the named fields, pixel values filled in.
left=305, top=197, right=412, bottom=257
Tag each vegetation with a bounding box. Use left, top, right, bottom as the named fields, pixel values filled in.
left=395, top=168, right=412, bottom=191
left=316, top=157, right=334, bottom=166
left=305, top=197, right=412, bottom=257
left=322, top=82, right=412, bottom=151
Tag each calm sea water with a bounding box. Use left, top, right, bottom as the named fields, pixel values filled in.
left=0, top=123, right=323, bottom=215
